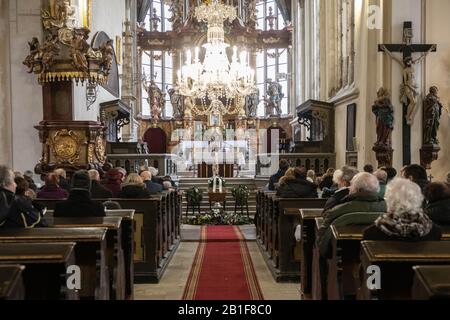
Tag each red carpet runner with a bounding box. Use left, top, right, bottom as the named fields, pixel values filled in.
left=183, top=226, right=264, bottom=300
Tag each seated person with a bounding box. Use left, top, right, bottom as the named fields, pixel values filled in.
left=363, top=178, right=441, bottom=241
left=373, top=169, right=388, bottom=198
left=88, top=169, right=113, bottom=199
left=268, top=159, right=289, bottom=191
left=23, top=170, right=38, bottom=192
left=140, top=171, right=163, bottom=195
left=322, top=166, right=359, bottom=212
left=54, top=170, right=105, bottom=217
left=307, top=170, right=316, bottom=183
left=321, top=169, right=342, bottom=199
left=276, top=167, right=318, bottom=198
left=401, top=164, right=429, bottom=193
left=54, top=168, right=71, bottom=192
left=118, top=173, right=151, bottom=199
left=102, top=168, right=124, bottom=197
left=37, top=173, right=69, bottom=200
left=317, top=172, right=386, bottom=258
left=318, top=168, right=335, bottom=190
left=381, top=166, right=397, bottom=183
left=0, top=166, right=46, bottom=228
left=363, top=164, right=374, bottom=174
left=148, top=167, right=163, bottom=185
left=424, top=182, right=450, bottom=226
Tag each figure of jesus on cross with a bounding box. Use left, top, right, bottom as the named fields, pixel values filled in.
left=378, top=21, right=436, bottom=165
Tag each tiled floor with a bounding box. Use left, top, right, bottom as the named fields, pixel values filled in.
left=134, top=225, right=301, bottom=300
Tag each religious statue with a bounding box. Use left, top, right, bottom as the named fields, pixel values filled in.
left=168, top=0, right=184, bottom=32
left=143, top=77, right=165, bottom=120
left=372, top=87, right=394, bottom=147
left=23, top=37, right=42, bottom=73
left=184, top=96, right=194, bottom=118
left=70, top=28, right=90, bottom=73
left=167, top=87, right=183, bottom=118
left=245, top=88, right=259, bottom=118
left=423, top=86, right=445, bottom=145
left=245, top=0, right=257, bottom=29
left=42, top=0, right=75, bottom=29
left=99, top=39, right=114, bottom=76
left=265, top=79, right=284, bottom=117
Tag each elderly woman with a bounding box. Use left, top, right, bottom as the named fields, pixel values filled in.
left=118, top=173, right=151, bottom=199
left=322, top=166, right=359, bottom=211
left=424, top=182, right=450, bottom=226
left=363, top=178, right=442, bottom=241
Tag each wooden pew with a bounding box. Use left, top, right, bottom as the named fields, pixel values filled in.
left=299, top=209, right=323, bottom=296
left=0, top=228, right=108, bottom=300
left=311, top=217, right=324, bottom=300
left=256, top=193, right=326, bottom=282
left=35, top=195, right=180, bottom=284
left=45, top=208, right=135, bottom=299
left=44, top=216, right=125, bottom=300
left=327, top=224, right=450, bottom=300
left=0, top=265, right=25, bottom=300
left=359, top=241, right=450, bottom=300
left=412, top=265, right=450, bottom=300
left=104, top=209, right=135, bottom=300
left=0, top=243, right=78, bottom=300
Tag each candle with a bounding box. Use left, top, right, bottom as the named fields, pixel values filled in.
left=194, top=47, right=199, bottom=62
left=219, top=177, right=223, bottom=193
left=213, top=175, right=217, bottom=193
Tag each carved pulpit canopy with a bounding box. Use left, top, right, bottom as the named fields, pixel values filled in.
left=23, top=0, right=112, bottom=85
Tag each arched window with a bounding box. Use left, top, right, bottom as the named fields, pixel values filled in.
left=141, top=1, right=173, bottom=118
left=255, top=0, right=290, bottom=117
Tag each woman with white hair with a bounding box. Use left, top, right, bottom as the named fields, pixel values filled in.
left=363, top=178, right=442, bottom=241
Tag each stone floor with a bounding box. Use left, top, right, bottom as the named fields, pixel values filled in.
left=134, top=225, right=300, bottom=300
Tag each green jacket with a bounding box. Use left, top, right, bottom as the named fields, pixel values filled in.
left=378, top=182, right=386, bottom=198
left=317, top=191, right=387, bottom=258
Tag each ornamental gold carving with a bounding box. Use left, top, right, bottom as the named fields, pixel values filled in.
left=95, top=135, right=107, bottom=163
left=51, top=129, right=82, bottom=164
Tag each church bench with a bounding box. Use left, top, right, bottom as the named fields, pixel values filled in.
left=44, top=217, right=125, bottom=300
left=311, top=217, right=324, bottom=300
left=299, top=208, right=323, bottom=296
left=359, top=241, right=450, bottom=300
left=0, top=228, right=109, bottom=300
left=328, top=224, right=450, bottom=300
left=0, top=243, right=78, bottom=300
left=103, top=210, right=135, bottom=300
left=257, top=196, right=326, bottom=282
left=35, top=195, right=180, bottom=283
left=412, top=265, right=450, bottom=299
left=44, top=208, right=135, bottom=299
left=0, top=265, right=25, bottom=300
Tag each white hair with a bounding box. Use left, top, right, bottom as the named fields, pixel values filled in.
left=374, top=170, right=388, bottom=183
left=385, top=178, right=424, bottom=215
left=332, top=169, right=343, bottom=184
left=0, top=166, right=14, bottom=187
left=350, top=172, right=380, bottom=194
left=162, top=181, right=172, bottom=190
left=148, top=167, right=159, bottom=177
left=88, top=169, right=100, bottom=181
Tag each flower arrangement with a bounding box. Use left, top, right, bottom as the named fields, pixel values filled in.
left=208, top=176, right=226, bottom=192
left=231, top=185, right=250, bottom=206
left=188, top=208, right=253, bottom=226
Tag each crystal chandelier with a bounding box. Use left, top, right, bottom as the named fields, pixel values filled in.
left=175, top=1, right=256, bottom=116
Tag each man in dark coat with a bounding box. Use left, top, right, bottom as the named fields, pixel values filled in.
left=140, top=171, right=163, bottom=195
left=276, top=167, right=318, bottom=198
left=0, top=166, right=17, bottom=225
left=88, top=169, right=113, bottom=199
left=401, top=164, right=429, bottom=193
left=54, top=168, right=71, bottom=192
left=54, top=170, right=105, bottom=218
left=268, top=159, right=290, bottom=191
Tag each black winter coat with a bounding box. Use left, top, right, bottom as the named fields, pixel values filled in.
left=54, top=190, right=106, bottom=218
left=426, top=198, right=450, bottom=226
left=276, top=178, right=318, bottom=198
left=118, top=184, right=152, bottom=199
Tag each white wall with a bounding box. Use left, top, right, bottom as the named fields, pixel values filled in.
left=7, top=0, right=43, bottom=172
left=425, top=0, right=450, bottom=180
left=73, top=0, right=126, bottom=121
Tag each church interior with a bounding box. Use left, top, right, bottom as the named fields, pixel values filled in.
left=1, top=0, right=450, bottom=303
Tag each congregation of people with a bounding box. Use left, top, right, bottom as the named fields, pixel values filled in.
left=0, top=165, right=173, bottom=228
left=269, top=160, right=450, bottom=246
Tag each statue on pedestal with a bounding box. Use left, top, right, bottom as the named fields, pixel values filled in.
left=168, top=87, right=183, bottom=118
left=143, top=77, right=165, bottom=120
left=372, top=87, right=394, bottom=167
left=421, top=86, right=448, bottom=169
left=265, top=79, right=284, bottom=117
left=245, top=88, right=259, bottom=118
left=423, top=86, right=444, bottom=145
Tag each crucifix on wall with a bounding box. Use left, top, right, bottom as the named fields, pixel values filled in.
left=378, top=21, right=436, bottom=165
